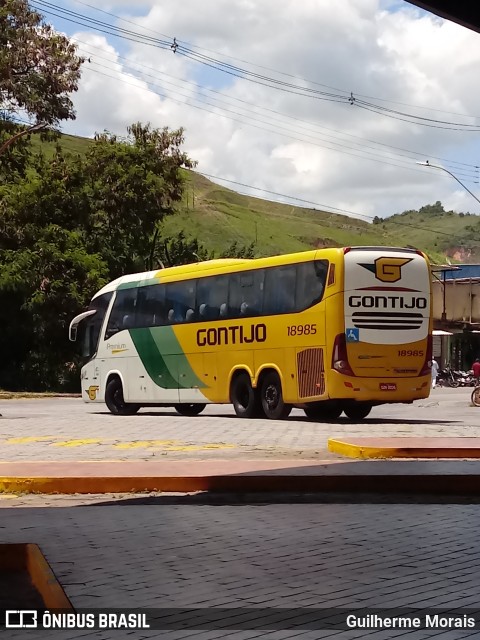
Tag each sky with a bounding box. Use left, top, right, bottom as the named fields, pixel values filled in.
left=32, top=0, right=480, bottom=221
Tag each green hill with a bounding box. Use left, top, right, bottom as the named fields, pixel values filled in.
left=39, top=132, right=480, bottom=263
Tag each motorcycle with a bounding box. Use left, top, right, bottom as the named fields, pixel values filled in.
left=456, top=370, right=477, bottom=387
left=437, top=367, right=460, bottom=388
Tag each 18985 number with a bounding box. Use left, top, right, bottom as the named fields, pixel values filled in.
left=398, top=349, right=424, bottom=357
left=287, top=324, right=317, bottom=336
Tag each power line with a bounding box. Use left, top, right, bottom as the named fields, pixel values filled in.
left=77, top=55, right=479, bottom=184
left=68, top=0, right=480, bottom=123
left=73, top=37, right=480, bottom=179
left=2, top=115, right=468, bottom=239
left=33, top=0, right=480, bottom=132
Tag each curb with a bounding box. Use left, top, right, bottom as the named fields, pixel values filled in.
left=5, top=459, right=480, bottom=495
left=4, top=472, right=480, bottom=495
left=328, top=437, right=480, bottom=459
left=0, top=543, right=73, bottom=609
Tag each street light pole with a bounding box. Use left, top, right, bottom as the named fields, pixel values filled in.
left=416, top=160, right=480, bottom=206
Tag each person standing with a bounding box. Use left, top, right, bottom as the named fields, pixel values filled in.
left=472, top=358, right=480, bottom=383
left=431, top=358, right=439, bottom=389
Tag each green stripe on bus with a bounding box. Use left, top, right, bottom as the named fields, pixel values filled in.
left=117, top=281, right=141, bottom=290
left=129, top=327, right=207, bottom=390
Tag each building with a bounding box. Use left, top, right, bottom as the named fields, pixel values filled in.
left=432, top=264, right=480, bottom=369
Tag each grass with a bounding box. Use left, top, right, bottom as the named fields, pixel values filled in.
left=30, top=131, right=480, bottom=262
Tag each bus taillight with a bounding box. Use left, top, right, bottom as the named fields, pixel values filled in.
left=332, top=333, right=355, bottom=376
left=419, top=333, right=433, bottom=376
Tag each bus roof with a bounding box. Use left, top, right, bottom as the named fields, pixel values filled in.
left=92, top=246, right=423, bottom=299
left=93, top=250, right=328, bottom=298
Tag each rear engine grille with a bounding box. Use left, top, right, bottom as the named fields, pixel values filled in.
left=297, top=348, right=325, bottom=398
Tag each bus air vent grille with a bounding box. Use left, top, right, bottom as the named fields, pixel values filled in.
left=297, top=348, right=325, bottom=398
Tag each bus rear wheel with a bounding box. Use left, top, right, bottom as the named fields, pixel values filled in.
left=174, top=403, right=206, bottom=417
left=343, top=403, right=372, bottom=421
left=260, top=371, right=292, bottom=420
left=105, top=378, right=140, bottom=416
left=231, top=372, right=262, bottom=418
left=304, top=402, right=342, bottom=421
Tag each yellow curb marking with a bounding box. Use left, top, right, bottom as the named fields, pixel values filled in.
left=114, top=440, right=236, bottom=451
left=7, top=436, right=58, bottom=444
left=157, top=445, right=213, bottom=452
left=114, top=440, right=178, bottom=449
left=154, top=444, right=236, bottom=452
left=4, top=437, right=237, bottom=451
left=53, top=439, right=103, bottom=448
left=329, top=437, right=480, bottom=460
left=201, top=444, right=236, bottom=449
left=328, top=438, right=401, bottom=459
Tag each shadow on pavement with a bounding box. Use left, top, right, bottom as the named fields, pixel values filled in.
left=78, top=492, right=480, bottom=506
left=92, top=410, right=460, bottom=425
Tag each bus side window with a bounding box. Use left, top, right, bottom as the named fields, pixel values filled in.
left=136, top=284, right=166, bottom=328
left=295, top=260, right=329, bottom=310
left=263, top=265, right=296, bottom=315
left=105, top=289, right=138, bottom=339
left=166, top=280, right=196, bottom=324
left=196, top=275, right=229, bottom=321
left=229, top=270, right=264, bottom=318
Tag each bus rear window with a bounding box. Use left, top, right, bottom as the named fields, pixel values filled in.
left=295, top=260, right=329, bottom=310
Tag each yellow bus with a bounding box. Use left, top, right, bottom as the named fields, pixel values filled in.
left=69, top=246, right=432, bottom=420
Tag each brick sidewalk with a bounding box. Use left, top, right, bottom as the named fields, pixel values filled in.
left=2, top=500, right=480, bottom=638
left=1, top=389, right=478, bottom=463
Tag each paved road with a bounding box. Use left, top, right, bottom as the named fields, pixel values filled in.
left=2, top=390, right=480, bottom=639
left=0, top=388, right=478, bottom=462
left=2, top=497, right=480, bottom=639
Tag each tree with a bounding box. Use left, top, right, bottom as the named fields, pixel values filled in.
left=221, top=241, right=257, bottom=258
left=82, top=123, right=197, bottom=276
left=0, top=0, right=84, bottom=154
left=0, top=122, right=196, bottom=389
left=154, top=231, right=214, bottom=268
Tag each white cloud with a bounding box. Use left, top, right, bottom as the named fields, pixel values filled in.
left=59, top=0, right=480, bottom=219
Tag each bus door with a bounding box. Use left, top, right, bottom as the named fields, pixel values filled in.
left=69, top=292, right=113, bottom=402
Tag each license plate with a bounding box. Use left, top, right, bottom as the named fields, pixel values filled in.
left=379, top=383, right=397, bottom=391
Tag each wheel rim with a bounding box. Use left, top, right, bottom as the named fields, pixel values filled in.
left=264, top=384, right=279, bottom=410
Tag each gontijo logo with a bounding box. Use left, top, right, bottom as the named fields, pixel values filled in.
left=359, top=257, right=412, bottom=283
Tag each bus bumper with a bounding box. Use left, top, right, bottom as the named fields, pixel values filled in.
left=327, top=371, right=431, bottom=403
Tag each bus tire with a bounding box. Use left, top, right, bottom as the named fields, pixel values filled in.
left=304, top=402, right=342, bottom=421
left=230, top=372, right=262, bottom=418
left=260, top=371, right=292, bottom=420
left=174, top=403, right=206, bottom=417
left=105, top=378, right=140, bottom=416
left=343, top=403, right=372, bottom=421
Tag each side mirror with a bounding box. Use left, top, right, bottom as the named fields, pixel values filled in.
left=69, top=309, right=97, bottom=342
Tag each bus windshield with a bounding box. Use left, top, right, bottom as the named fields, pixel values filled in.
left=80, top=292, right=113, bottom=360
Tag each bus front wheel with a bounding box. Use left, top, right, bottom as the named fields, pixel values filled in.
left=174, top=404, right=206, bottom=417
left=230, top=372, right=262, bottom=418
left=105, top=378, right=140, bottom=416
left=260, top=371, right=292, bottom=420
left=343, top=403, right=372, bottom=421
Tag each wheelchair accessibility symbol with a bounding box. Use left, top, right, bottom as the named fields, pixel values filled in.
left=346, top=328, right=359, bottom=342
